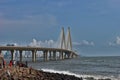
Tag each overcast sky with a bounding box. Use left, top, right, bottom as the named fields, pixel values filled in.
left=1, top=0, right=120, bottom=56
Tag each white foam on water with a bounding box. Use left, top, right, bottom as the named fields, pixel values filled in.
left=41, top=68, right=120, bottom=80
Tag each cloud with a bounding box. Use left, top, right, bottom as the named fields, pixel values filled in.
left=29, top=39, right=95, bottom=48
left=0, top=14, right=58, bottom=28
left=109, top=36, right=120, bottom=46
left=29, top=39, right=57, bottom=48
left=72, top=42, right=81, bottom=46
left=115, top=36, right=120, bottom=45
left=73, top=40, right=95, bottom=46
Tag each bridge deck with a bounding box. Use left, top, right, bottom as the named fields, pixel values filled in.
left=0, top=46, right=78, bottom=56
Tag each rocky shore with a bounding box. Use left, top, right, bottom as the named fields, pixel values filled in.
left=0, top=66, right=112, bottom=80
left=0, top=66, right=82, bottom=80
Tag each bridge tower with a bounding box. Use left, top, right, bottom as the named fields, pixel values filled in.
left=60, top=27, right=66, bottom=49
left=58, top=27, right=73, bottom=50
left=66, top=27, right=72, bottom=50
left=58, top=27, right=73, bottom=59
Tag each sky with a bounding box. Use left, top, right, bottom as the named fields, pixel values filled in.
left=1, top=0, right=120, bottom=56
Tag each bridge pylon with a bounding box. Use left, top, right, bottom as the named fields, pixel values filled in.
left=59, top=27, right=73, bottom=50
left=66, top=27, right=72, bottom=50
left=60, top=27, right=66, bottom=49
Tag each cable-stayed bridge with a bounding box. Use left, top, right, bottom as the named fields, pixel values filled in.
left=0, top=27, right=78, bottom=62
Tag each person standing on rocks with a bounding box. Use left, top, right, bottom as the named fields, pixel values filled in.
left=13, top=60, right=16, bottom=67
left=0, top=51, right=4, bottom=69
left=9, top=60, right=13, bottom=67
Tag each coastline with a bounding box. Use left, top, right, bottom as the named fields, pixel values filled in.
left=0, top=66, right=82, bottom=80
left=0, top=66, right=113, bottom=80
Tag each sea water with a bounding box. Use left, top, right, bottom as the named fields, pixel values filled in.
left=27, top=56, right=120, bottom=80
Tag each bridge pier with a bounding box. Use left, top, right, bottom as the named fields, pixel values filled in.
left=32, top=50, right=37, bottom=62
left=65, top=52, right=71, bottom=59
left=60, top=51, right=64, bottom=60
left=64, top=53, right=67, bottom=59
left=69, top=52, right=77, bottom=58
left=64, top=52, right=73, bottom=59
left=69, top=52, right=73, bottom=58
left=19, top=50, right=23, bottom=62
left=0, top=46, right=78, bottom=62
left=62, top=52, right=65, bottom=59
left=10, top=50, right=14, bottom=61
left=35, top=51, right=37, bottom=61
left=53, top=51, right=56, bottom=60
left=73, top=54, right=77, bottom=58
left=49, top=51, right=52, bottom=60
left=43, top=51, right=48, bottom=61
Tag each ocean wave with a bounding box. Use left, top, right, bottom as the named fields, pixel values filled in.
left=41, top=68, right=120, bottom=80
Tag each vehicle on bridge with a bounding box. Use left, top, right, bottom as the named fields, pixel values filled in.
left=6, top=43, right=17, bottom=46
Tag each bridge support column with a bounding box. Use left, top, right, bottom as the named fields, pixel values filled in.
left=60, top=51, right=64, bottom=60
left=73, top=54, right=77, bottom=58
left=43, top=51, right=45, bottom=61
left=65, top=52, right=70, bottom=59
left=58, top=52, right=60, bottom=59
left=53, top=51, right=56, bottom=60
left=35, top=51, right=37, bottom=61
left=64, top=53, right=67, bottom=59
left=32, top=50, right=37, bottom=62
left=49, top=51, right=52, bottom=60
left=10, top=50, right=14, bottom=61
left=69, top=52, right=73, bottom=58
left=43, top=51, right=48, bottom=61
left=62, top=52, right=64, bottom=59
left=19, top=50, right=23, bottom=62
